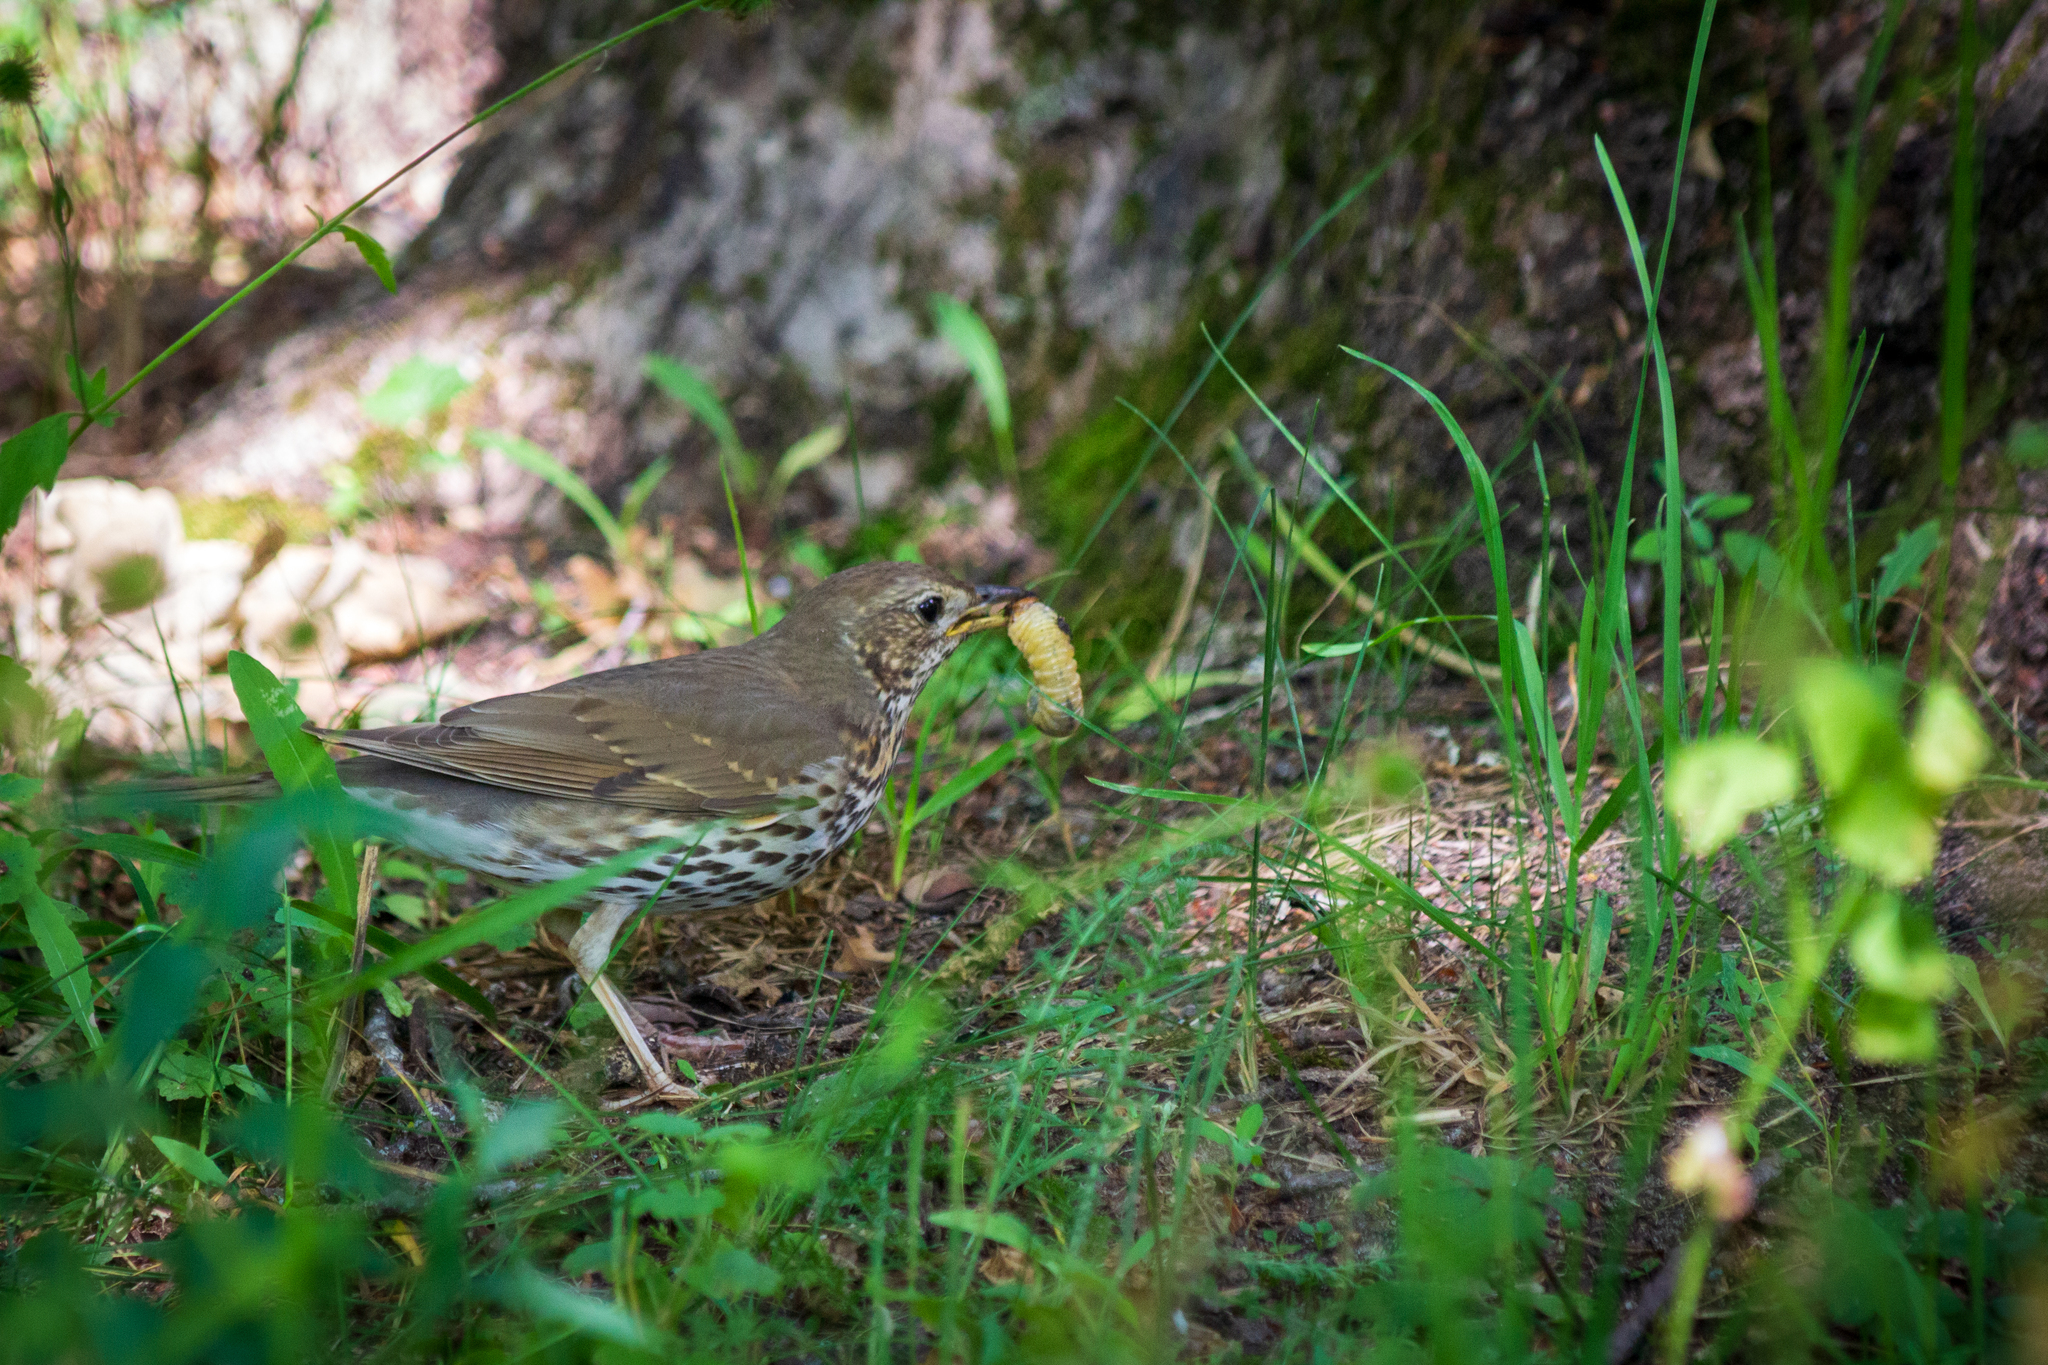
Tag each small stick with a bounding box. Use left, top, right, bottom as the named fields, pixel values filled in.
left=352, top=843, right=381, bottom=976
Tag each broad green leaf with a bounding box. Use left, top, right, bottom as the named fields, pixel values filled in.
left=633, top=1184, right=725, bottom=1222
left=682, top=1246, right=780, bottom=1300
left=1828, top=778, right=1937, bottom=886
left=1871, top=520, right=1939, bottom=608
left=711, top=1140, right=827, bottom=1228
left=1792, top=658, right=1901, bottom=794
left=474, top=1101, right=564, bottom=1175
left=630, top=1113, right=703, bottom=1139
left=337, top=224, right=398, bottom=293
left=0, top=773, right=42, bottom=805
left=0, top=413, right=72, bottom=538
left=1908, top=682, right=1989, bottom=795
left=362, top=356, right=468, bottom=426
left=1694, top=493, right=1753, bottom=521
left=1665, top=734, right=1798, bottom=857
left=1234, top=1102, right=1267, bottom=1144
left=498, top=1264, right=650, bottom=1347
left=929, top=294, right=1011, bottom=439
left=1721, top=531, right=1787, bottom=593
left=470, top=429, right=624, bottom=554
left=227, top=651, right=358, bottom=917
left=1847, top=893, right=1954, bottom=1001
left=1851, top=989, right=1940, bottom=1063
left=2006, top=418, right=2048, bottom=469
left=929, top=1207, right=1034, bottom=1249
left=150, top=1135, right=229, bottom=1187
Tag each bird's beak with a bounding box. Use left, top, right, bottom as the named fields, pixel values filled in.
left=948, top=584, right=1031, bottom=636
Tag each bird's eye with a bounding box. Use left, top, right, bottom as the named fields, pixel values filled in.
left=915, top=594, right=945, bottom=625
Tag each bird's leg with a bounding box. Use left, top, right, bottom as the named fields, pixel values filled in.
left=558, top=901, right=699, bottom=1104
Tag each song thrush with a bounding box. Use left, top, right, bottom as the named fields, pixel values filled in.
left=166, top=562, right=1029, bottom=1101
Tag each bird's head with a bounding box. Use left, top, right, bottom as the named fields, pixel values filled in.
left=770, top=561, right=1026, bottom=699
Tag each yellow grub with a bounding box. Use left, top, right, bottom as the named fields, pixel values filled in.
left=1007, top=599, right=1081, bottom=737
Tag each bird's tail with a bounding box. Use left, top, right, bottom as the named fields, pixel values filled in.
left=88, top=770, right=283, bottom=811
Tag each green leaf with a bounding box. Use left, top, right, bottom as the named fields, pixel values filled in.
left=0, top=414, right=73, bottom=538
left=71, top=832, right=202, bottom=869
left=1234, top=1102, right=1266, bottom=1144
left=930, top=294, right=1011, bottom=441
left=633, top=1183, right=725, bottom=1222
left=907, top=739, right=1017, bottom=832
left=471, top=429, right=625, bottom=555
left=1104, top=670, right=1251, bottom=727
left=1847, top=893, right=1955, bottom=1001
left=227, top=651, right=358, bottom=917
left=630, top=1113, right=703, bottom=1139
left=682, top=1245, right=780, bottom=1301
left=498, top=1264, right=650, bottom=1347
left=474, top=1101, right=564, bottom=1175
left=150, top=1134, right=229, bottom=1187
left=1720, top=531, right=1787, bottom=593
left=0, top=773, right=43, bottom=805
left=1690, top=1045, right=1823, bottom=1130
left=619, top=457, right=672, bottom=533
left=1086, top=777, right=1240, bottom=807
left=1946, top=953, right=2006, bottom=1050
left=1, top=832, right=102, bottom=1049
left=362, top=356, right=469, bottom=427
left=1628, top=529, right=1663, bottom=563
left=336, top=224, right=397, bottom=293
left=767, top=424, right=844, bottom=505
left=1908, top=681, right=1989, bottom=796
left=1666, top=734, right=1798, bottom=857
left=1871, top=521, right=1940, bottom=608
left=1850, top=989, right=1940, bottom=1063
left=2006, top=418, right=2048, bottom=469
left=1828, top=778, right=1937, bottom=887
left=929, top=1208, right=1034, bottom=1250
left=1792, top=658, right=1902, bottom=795
left=1694, top=493, right=1753, bottom=521
left=642, top=355, right=755, bottom=489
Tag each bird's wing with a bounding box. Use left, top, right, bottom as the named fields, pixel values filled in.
left=312, top=653, right=858, bottom=812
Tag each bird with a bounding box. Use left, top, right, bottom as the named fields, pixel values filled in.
left=155, top=561, right=1028, bottom=1102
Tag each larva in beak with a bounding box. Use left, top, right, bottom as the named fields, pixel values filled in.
left=1006, top=598, right=1081, bottom=738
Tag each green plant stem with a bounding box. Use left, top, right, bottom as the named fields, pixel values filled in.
left=717, top=445, right=760, bottom=634
left=1933, top=0, right=1982, bottom=637
left=75, top=0, right=713, bottom=440
left=1660, top=885, right=1859, bottom=1354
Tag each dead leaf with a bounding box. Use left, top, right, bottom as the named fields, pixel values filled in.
left=706, top=940, right=778, bottom=1000
left=979, top=1244, right=1032, bottom=1285
left=901, top=866, right=975, bottom=908
left=833, top=924, right=896, bottom=973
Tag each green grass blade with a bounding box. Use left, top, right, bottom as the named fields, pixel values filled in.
left=930, top=295, right=1014, bottom=485
left=470, top=430, right=626, bottom=556
left=227, top=651, right=359, bottom=921
left=909, top=740, right=1019, bottom=834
